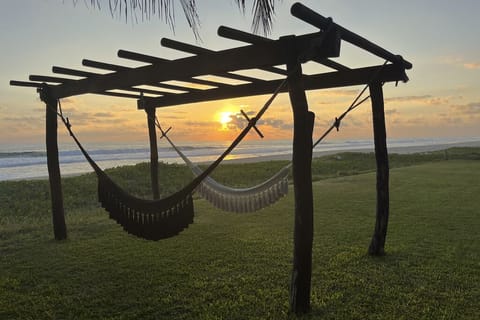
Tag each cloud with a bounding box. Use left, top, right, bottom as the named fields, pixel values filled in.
left=438, top=115, right=464, bottom=125
left=321, top=89, right=360, bottom=97
left=184, top=120, right=216, bottom=127
left=258, top=118, right=292, bottom=131
left=463, top=63, right=480, bottom=70
left=404, top=117, right=427, bottom=125
left=161, top=114, right=188, bottom=120
left=450, top=102, right=480, bottom=115
left=225, top=112, right=292, bottom=132
left=2, top=115, right=42, bottom=124
left=0, top=116, right=44, bottom=135
left=226, top=113, right=247, bottom=130
left=425, top=97, right=452, bottom=106
left=385, top=109, right=398, bottom=115
left=60, top=97, right=77, bottom=104
left=385, top=95, right=432, bottom=103
left=439, top=56, right=480, bottom=70
left=93, top=112, right=114, bottom=117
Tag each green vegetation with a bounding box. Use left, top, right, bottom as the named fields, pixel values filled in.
left=1, top=148, right=479, bottom=319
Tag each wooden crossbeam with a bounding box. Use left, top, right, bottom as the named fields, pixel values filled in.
left=9, top=80, right=141, bottom=99
left=139, top=64, right=407, bottom=109
left=291, top=3, right=412, bottom=69
left=29, top=75, right=74, bottom=84
left=157, top=39, right=263, bottom=83
left=49, top=32, right=339, bottom=99
left=82, top=59, right=199, bottom=93
left=185, top=31, right=287, bottom=75
left=217, top=26, right=349, bottom=71
left=117, top=50, right=228, bottom=88
left=53, top=66, right=95, bottom=78
left=10, top=80, right=44, bottom=88
left=52, top=66, right=171, bottom=97
left=54, top=66, right=178, bottom=96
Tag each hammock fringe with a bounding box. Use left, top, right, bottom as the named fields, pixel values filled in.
left=163, top=132, right=291, bottom=213
left=97, top=172, right=194, bottom=240
left=193, top=167, right=290, bottom=213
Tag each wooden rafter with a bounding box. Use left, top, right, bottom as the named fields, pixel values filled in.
left=139, top=64, right=407, bottom=109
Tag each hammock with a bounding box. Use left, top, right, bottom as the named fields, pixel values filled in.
left=152, top=61, right=390, bottom=215
left=67, top=126, right=196, bottom=240
left=44, top=77, right=287, bottom=240
left=159, top=128, right=290, bottom=213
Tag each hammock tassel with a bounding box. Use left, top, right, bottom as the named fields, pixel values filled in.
left=193, top=166, right=290, bottom=213
left=96, top=171, right=194, bottom=240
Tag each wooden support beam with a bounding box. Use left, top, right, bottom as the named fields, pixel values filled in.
left=49, top=31, right=335, bottom=99
left=286, top=36, right=315, bottom=315
left=145, top=107, right=160, bottom=200
left=368, top=81, right=390, bottom=255
left=139, top=64, right=407, bottom=109
left=29, top=75, right=74, bottom=84
left=10, top=80, right=43, bottom=88
left=11, top=79, right=141, bottom=99
left=52, top=66, right=95, bottom=78
left=159, top=38, right=263, bottom=83
left=214, top=28, right=288, bottom=75
left=291, top=3, right=412, bottom=69
left=89, top=91, right=140, bottom=99
left=118, top=49, right=228, bottom=88
left=39, top=86, right=67, bottom=240
left=82, top=59, right=197, bottom=93
left=30, top=74, right=150, bottom=98
left=217, top=25, right=349, bottom=71
left=53, top=66, right=172, bottom=97
left=117, top=49, right=169, bottom=64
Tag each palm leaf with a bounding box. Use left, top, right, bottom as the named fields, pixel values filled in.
left=78, top=0, right=278, bottom=37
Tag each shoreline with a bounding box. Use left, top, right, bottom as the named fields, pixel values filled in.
left=4, top=140, right=480, bottom=181
left=223, top=140, right=480, bottom=164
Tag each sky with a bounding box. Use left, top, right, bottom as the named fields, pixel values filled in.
left=0, top=0, right=479, bottom=147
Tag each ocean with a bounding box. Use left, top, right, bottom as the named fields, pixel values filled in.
left=1, top=137, right=479, bottom=181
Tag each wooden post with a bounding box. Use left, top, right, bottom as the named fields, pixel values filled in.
left=368, top=81, right=389, bottom=255
left=146, top=107, right=160, bottom=199
left=286, top=36, right=315, bottom=315
left=42, top=87, right=67, bottom=240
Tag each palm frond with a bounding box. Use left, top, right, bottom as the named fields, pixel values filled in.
left=75, top=0, right=277, bottom=38
left=250, top=0, right=277, bottom=35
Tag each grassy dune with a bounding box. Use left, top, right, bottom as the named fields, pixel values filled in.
left=0, top=148, right=479, bottom=319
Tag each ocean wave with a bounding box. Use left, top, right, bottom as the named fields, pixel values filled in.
left=0, top=151, right=46, bottom=158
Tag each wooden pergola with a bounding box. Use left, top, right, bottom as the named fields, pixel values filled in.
left=10, top=3, right=411, bottom=314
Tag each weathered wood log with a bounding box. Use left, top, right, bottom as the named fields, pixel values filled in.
left=140, top=64, right=407, bottom=109
left=217, top=25, right=348, bottom=71
left=159, top=39, right=265, bottom=82
left=286, top=36, right=315, bottom=315
left=42, top=88, right=67, bottom=240
left=145, top=107, right=160, bottom=200
left=368, top=81, right=390, bottom=255
left=290, top=2, right=412, bottom=70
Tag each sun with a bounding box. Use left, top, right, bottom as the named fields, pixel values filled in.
left=219, top=111, right=233, bottom=125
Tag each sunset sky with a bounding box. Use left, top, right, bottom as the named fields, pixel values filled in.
left=0, top=0, right=479, bottom=147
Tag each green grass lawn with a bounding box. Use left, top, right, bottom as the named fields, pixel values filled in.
left=0, top=149, right=479, bottom=319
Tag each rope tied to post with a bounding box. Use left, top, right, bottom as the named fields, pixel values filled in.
left=313, top=61, right=388, bottom=148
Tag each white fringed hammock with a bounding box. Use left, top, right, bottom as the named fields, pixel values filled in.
left=159, top=128, right=290, bottom=213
